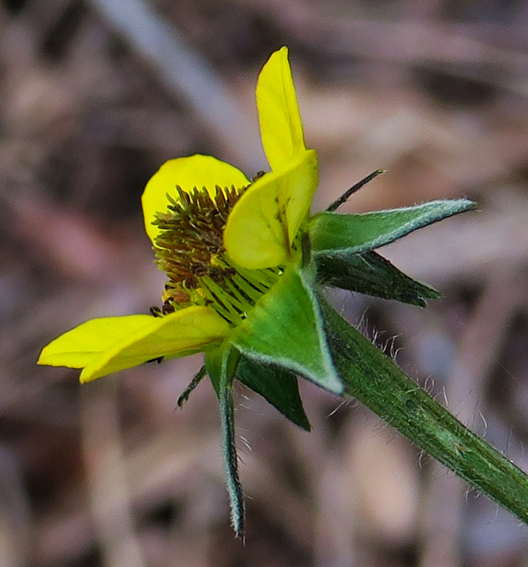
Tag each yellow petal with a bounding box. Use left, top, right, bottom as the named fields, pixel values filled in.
left=38, top=315, right=155, bottom=369
left=256, top=46, right=306, bottom=171
left=38, top=307, right=230, bottom=383
left=142, top=154, right=249, bottom=244
left=224, top=150, right=318, bottom=270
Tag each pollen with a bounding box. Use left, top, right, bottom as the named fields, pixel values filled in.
left=152, top=185, right=280, bottom=325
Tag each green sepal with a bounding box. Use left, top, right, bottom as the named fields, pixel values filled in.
left=204, top=344, right=225, bottom=396
left=316, top=250, right=440, bottom=307
left=320, top=296, right=528, bottom=527
left=309, top=199, right=476, bottom=256
left=205, top=345, right=245, bottom=538
left=207, top=343, right=311, bottom=431
left=231, top=266, right=343, bottom=394
left=236, top=357, right=311, bottom=431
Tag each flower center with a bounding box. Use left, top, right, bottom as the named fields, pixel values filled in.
left=151, top=185, right=280, bottom=326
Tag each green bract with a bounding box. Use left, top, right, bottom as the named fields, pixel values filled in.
left=38, top=47, right=483, bottom=537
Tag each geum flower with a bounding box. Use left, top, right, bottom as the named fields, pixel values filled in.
left=38, top=47, right=474, bottom=537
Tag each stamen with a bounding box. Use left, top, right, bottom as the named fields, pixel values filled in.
left=223, top=277, right=255, bottom=307
left=238, top=266, right=282, bottom=296
left=231, top=274, right=266, bottom=304
left=200, top=276, right=245, bottom=326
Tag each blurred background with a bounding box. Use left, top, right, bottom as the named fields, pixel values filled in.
left=2, top=0, right=528, bottom=565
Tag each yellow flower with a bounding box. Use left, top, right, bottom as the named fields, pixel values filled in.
left=37, top=47, right=327, bottom=386
left=37, top=46, right=477, bottom=538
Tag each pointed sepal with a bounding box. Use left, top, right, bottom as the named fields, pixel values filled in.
left=205, top=345, right=245, bottom=538
left=309, top=199, right=476, bottom=256
left=236, top=357, right=311, bottom=431
left=232, top=267, right=342, bottom=394
left=316, top=250, right=440, bottom=307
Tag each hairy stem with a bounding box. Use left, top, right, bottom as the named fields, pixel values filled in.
left=321, top=298, right=528, bottom=524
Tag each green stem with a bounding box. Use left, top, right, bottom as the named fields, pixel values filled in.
left=321, top=298, right=528, bottom=524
